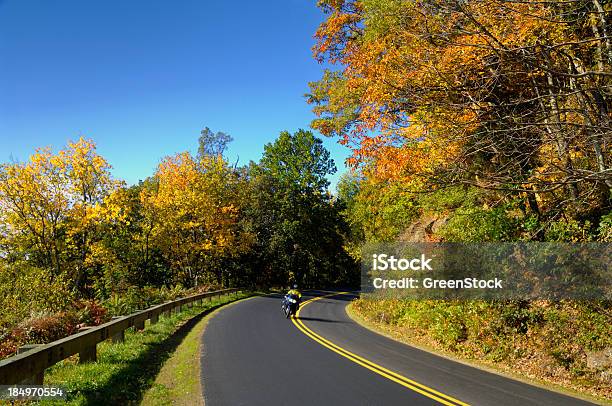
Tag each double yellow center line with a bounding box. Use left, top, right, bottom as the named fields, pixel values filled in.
left=291, top=292, right=469, bottom=406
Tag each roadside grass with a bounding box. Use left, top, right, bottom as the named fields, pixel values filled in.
left=35, top=291, right=253, bottom=406
left=140, top=294, right=259, bottom=406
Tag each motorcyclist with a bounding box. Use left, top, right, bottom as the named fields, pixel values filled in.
left=282, top=284, right=302, bottom=316
left=287, top=284, right=301, bottom=301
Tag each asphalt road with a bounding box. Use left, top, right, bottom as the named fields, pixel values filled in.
left=200, top=291, right=596, bottom=406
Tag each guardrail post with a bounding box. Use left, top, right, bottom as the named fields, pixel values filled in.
left=150, top=313, right=159, bottom=325
left=112, top=330, right=125, bottom=343
left=110, top=317, right=125, bottom=343
left=76, top=326, right=97, bottom=363
left=79, top=344, right=97, bottom=364
left=17, top=345, right=44, bottom=384
left=135, top=319, right=145, bottom=331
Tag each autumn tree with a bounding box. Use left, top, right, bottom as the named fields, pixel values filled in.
left=90, top=181, right=171, bottom=295
left=309, top=0, right=611, bottom=224
left=141, top=152, right=249, bottom=287
left=0, top=138, right=117, bottom=293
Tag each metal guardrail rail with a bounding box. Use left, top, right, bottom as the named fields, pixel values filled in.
left=0, top=288, right=240, bottom=385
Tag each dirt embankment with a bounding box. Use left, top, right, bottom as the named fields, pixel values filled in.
left=398, top=213, right=448, bottom=242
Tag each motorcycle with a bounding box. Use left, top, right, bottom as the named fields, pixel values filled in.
left=281, top=294, right=299, bottom=318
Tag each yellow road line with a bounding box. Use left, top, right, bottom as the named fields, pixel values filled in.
left=291, top=292, right=469, bottom=406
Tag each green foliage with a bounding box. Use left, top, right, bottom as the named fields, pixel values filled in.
left=338, top=175, right=419, bottom=243
left=417, top=186, right=482, bottom=213
left=544, top=219, right=595, bottom=242
left=335, top=172, right=366, bottom=258
left=428, top=303, right=468, bottom=350
left=0, top=261, right=74, bottom=329
left=439, top=206, right=519, bottom=242
left=104, top=286, right=186, bottom=316
left=597, top=213, right=612, bottom=242
left=243, top=129, right=357, bottom=288
left=258, top=129, right=336, bottom=192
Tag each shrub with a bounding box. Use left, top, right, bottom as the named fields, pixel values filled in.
left=0, top=333, right=20, bottom=359
left=0, top=262, right=74, bottom=330
left=75, top=300, right=110, bottom=326
left=0, top=311, right=81, bottom=360
left=439, top=206, right=519, bottom=242
left=20, top=312, right=80, bottom=344
left=544, top=219, right=594, bottom=242
left=493, top=301, right=544, bottom=335
left=597, top=213, right=612, bottom=242
left=429, top=303, right=468, bottom=349
left=103, top=285, right=189, bottom=316
left=105, top=293, right=132, bottom=317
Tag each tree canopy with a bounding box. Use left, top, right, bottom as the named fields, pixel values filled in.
left=308, top=0, right=611, bottom=221
left=0, top=132, right=356, bottom=329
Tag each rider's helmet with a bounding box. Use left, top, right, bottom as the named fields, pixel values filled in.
left=293, top=284, right=298, bottom=289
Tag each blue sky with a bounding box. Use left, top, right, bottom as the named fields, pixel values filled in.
left=0, top=0, right=351, bottom=190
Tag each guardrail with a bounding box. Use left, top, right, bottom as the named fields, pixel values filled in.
left=0, top=288, right=240, bottom=385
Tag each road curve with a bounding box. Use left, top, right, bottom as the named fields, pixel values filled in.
left=200, top=291, right=595, bottom=406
